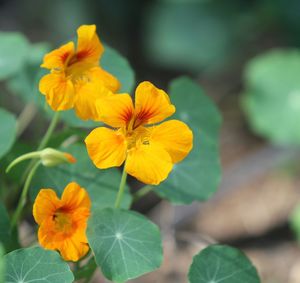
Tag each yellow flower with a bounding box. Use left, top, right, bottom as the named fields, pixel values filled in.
left=39, top=24, right=120, bottom=120
left=33, top=182, right=91, bottom=261
left=85, top=81, right=193, bottom=185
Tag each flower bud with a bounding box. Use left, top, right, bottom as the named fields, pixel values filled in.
left=6, top=148, right=76, bottom=173
left=40, top=148, right=76, bottom=167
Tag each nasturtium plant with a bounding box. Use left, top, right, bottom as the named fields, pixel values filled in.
left=30, top=144, right=132, bottom=210
left=87, top=208, right=163, bottom=282
left=156, top=77, right=222, bottom=204
left=188, top=245, right=260, bottom=283
left=0, top=108, right=17, bottom=160
left=0, top=24, right=261, bottom=283
left=242, top=49, right=300, bottom=145
left=4, top=247, right=74, bottom=283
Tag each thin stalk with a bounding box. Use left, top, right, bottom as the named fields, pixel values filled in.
left=132, top=185, right=154, bottom=203
left=11, top=161, right=41, bottom=229
left=114, top=166, right=128, bottom=209
left=21, top=112, right=60, bottom=182
left=37, top=112, right=60, bottom=150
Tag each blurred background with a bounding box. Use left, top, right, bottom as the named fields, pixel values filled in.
left=2, top=0, right=300, bottom=282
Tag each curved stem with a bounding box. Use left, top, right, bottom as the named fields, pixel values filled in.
left=132, top=185, right=154, bottom=204
left=11, top=161, right=41, bottom=229
left=21, top=112, right=60, bottom=182
left=114, top=166, right=128, bottom=209
left=37, top=112, right=60, bottom=150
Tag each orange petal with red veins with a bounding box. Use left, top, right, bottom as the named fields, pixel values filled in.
left=33, top=189, right=60, bottom=225
left=41, top=42, right=75, bottom=70
left=96, top=94, right=134, bottom=127
left=134, top=81, right=175, bottom=126
left=76, top=24, right=104, bottom=65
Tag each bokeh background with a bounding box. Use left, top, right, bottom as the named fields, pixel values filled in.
left=2, top=0, right=300, bottom=282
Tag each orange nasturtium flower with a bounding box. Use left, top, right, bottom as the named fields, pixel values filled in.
left=85, top=81, right=193, bottom=185
left=39, top=24, right=120, bottom=120
left=33, top=182, right=91, bottom=261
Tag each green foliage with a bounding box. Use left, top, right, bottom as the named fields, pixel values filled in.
left=0, top=203, right=10, bottom=248
left=4, top=247, right=74, bottom=283
left=0, top=109, right=17, bottom=160
left=157, top=77, right=222, bottom=204
left=87, top=208, right=163, bottom=282
left=188, top=245, right=260, bottom=283
left=0, top=32, right=29, bottom=80
left=242, top=49, right=300, bottom=145
left=144, top=2, right=240, bottom=72
left=30, top=144, right=132, bottom=210
left=102, top=45, right=135, bottom=94
left=290, top=203, right=300, bottom=242
left=0, top=244, right=5, bottom=283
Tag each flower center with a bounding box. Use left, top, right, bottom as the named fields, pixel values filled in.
left=125, top=126, right=151, bottom=151
left=53, top=210, right=73, bottom=234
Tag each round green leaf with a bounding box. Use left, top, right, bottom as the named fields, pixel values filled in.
left=0, top=32, right=29, bottom=80
left=0, top=109, right=17, bottom=159
left=242, top=49, right=300, bottom=145
left=188, top=245, right=260, bottom=283
left=87, top=208, right=163, bottom=283
left=4, top=247, right=74, bottom=283
left=0, top=202, right=10, bottom=247
left=156, top=77, right=222, bottom=204
left=30, top=144, right=131, bottom=210
left=102, top=45, right=135, bottom=94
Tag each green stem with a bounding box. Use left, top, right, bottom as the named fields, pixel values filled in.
left=21, top=112, right=60, bottom=182
left=114, top=166, right=128, bottom=209
left=37, top=112, right=60, bottom=150
left=11, top=161, right=41, bottom=229
left=132, top=185, right=154, bottom=203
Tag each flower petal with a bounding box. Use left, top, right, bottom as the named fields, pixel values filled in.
left=89, top=66, right=120, bottom=93
left=96, top=93, right=134, bottom=127
left=134, top=81, right=175, bottom=126
left=85, top=127, right=127, bottom=169
left=76, top=24, right=103, bottom=65
left=125, top=142, right=173, bottom=185
left=74, top=83, right=113, bottom=121
left=61, top=182, right=91, bottom=212
left=41, top=42, right=75, bottom=70
left=151, top=120, right=193, bottom=163
left=59, top=236, right=89, bottom=262
left=39, top=73, right=75, bottom=111
left=33, top=189, right=60, bottom=225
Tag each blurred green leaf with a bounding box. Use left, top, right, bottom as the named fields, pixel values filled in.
left=156, top=77, right=222, bottom=204
left=144, top=2, right=234, bottom=72
left=0, top=32, right=29, bottom=80
left=0, top=244, right=5, bottom=283
left=242, top=49, right=300, bottom=145
left=0, top=109, right=17, bottom=159
left=188, top=245, right=260, bottom=283
left=102, top=45, right=135, bottom=94
left=4, top=247, right=74, bottom=283
left=30, top=144, right=131, bottom=210
left=0, top=203, right=10, bottom=248
left=87, top=208, right=163, bottom=283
